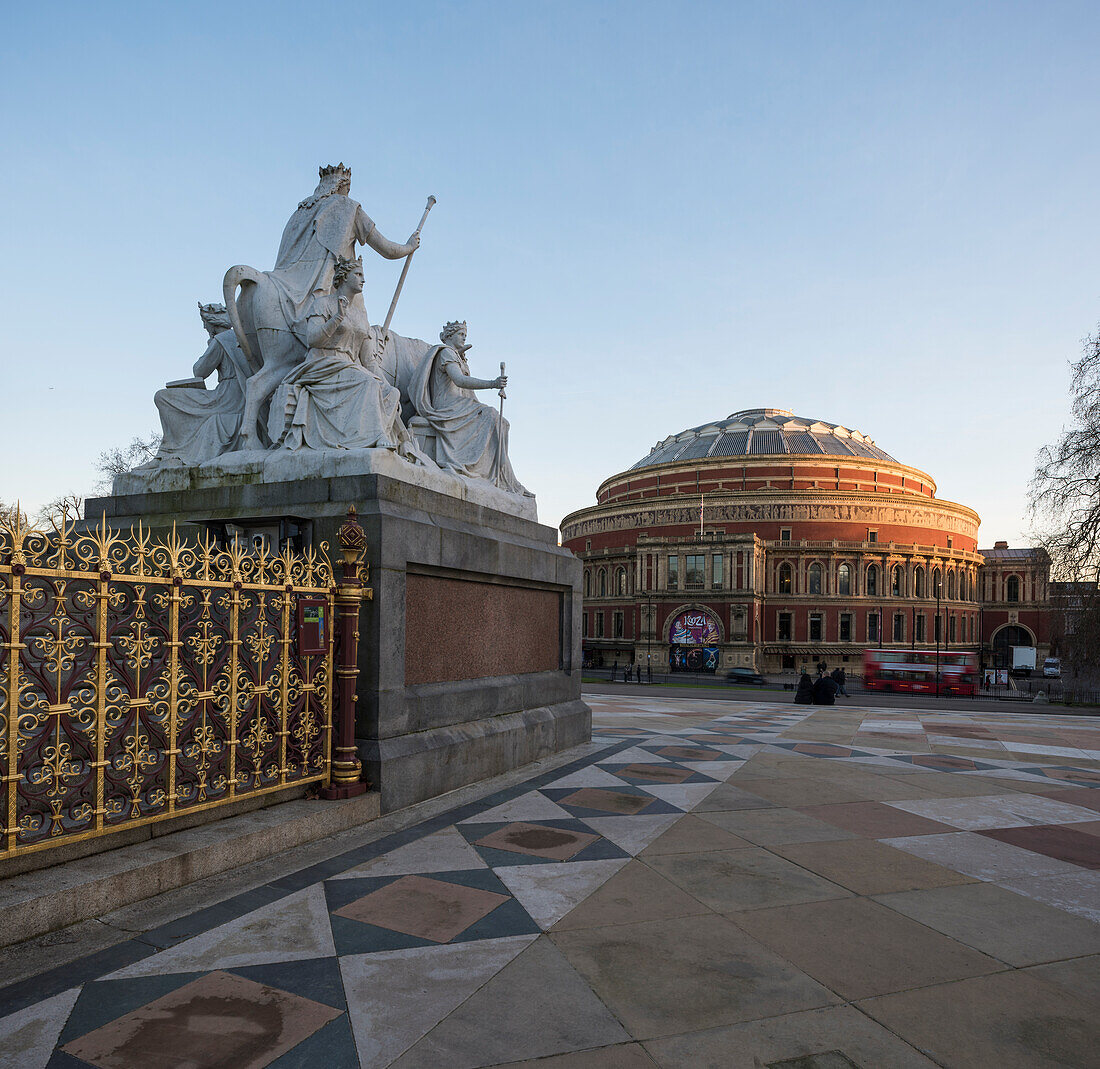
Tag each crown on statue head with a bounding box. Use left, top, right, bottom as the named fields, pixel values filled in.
left=441, top=320, right=468, bottom=342
left=319, top=163, right=352, bottom=182
left=197, top=301, right=230, bottom=329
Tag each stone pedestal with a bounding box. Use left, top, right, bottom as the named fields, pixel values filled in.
left=87, top=453, right=588, bottom=813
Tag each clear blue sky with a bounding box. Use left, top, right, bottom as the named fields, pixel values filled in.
left=3, top=1, right=1098, bottom=543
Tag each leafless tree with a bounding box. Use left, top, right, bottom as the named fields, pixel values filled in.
left=35, top=494, right=85, bottom=530
left=93, top=433, right=161, bottom=494
left=0, top=499, right=30, bottom=530
left=1031, top=328, right=1100, bottom=680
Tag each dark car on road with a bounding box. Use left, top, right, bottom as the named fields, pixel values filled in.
left=726, top=667, right=768, bottom=686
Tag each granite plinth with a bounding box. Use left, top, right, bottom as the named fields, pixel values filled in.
left=112, top=446, right=537, bottom=522
left=87, top=468, right=587, bottom=814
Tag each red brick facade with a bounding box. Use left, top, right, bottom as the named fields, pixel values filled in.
left=562, top=409, right=1049, bottom=674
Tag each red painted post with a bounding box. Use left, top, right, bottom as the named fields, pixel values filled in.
left=322, top=507, right=370, bottom=799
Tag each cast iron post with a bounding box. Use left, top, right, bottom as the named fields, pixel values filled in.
left=322, top=507, right=371, bottom=799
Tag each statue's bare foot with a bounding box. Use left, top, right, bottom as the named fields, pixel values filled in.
left=377, top=438, right=395, bottom=451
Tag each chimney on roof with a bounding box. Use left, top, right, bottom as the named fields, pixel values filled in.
left=994, top=540, right=1009, bottom=549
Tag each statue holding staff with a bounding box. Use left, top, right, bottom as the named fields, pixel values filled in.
left=223, top=164, right=424, bottom=449
left=407, top=321, right=531, bottom=495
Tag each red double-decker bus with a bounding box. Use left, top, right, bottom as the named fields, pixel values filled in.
left=863, top=649, right=978, bottom=696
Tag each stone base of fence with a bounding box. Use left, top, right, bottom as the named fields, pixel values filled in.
left=0, top=788, right=379, bottom=947
left=88, top=465, right=590, bottom=815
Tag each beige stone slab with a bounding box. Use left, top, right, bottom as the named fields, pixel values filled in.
left=873, top=882, right=1100, bottom=967
left=696, top=808, right=858, bottom=846
left=1024, top=954, right=1100, bottom=1006
left=392, top=937, right=630, bottom=1068
left=639, top=814, right=753, bottom=855
left=551, top=914, right=838, bottom=1040
left=550, top=859, right=710, bottom=931
left=642, top=1004, right=939, bottom=1068
left=717, top=776, right=872, bottom=806
left=733, top=897, right=1006, bottom=1000
left=876, top=772, right=1025, bottom=798
left=692, top=782, right=777, bottom=813
left=490, top=1044, right=659, bottom=1068
left=645, top=848, right=851, bottom=913
left=857, top=970, right=1098, bottom=1069
left=772, top=838, right=975, bottom=895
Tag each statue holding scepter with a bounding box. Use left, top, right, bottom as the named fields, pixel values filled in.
left=406, top=321, right=531, bottom=495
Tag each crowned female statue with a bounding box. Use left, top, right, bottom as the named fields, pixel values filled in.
left=267, top=257, right=421, bottom=456
left=407, top=321, right=531, bottom=495
left=152, top=303, right=250, bottom=464
left=268, top=163, right=419, bottom=330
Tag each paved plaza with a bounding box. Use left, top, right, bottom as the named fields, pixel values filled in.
left=1, top=694, right=1099, bottom=1068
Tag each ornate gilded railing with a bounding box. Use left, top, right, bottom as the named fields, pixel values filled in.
left=0, top=513, right=343, bottom=860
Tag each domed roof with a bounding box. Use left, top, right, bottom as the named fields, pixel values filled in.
left=629, top=408, right=897, bottom=470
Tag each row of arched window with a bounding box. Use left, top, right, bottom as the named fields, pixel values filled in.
left=775, top=561, right=975, bottom=600
left=583, top=566, right=629, bottom=599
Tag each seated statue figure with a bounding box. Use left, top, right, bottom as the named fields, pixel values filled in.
left=268, top=257, right=421, bottom=457
left=407, top=321, right=531, bottom=495
left=153, top=303, right=250, bottom=463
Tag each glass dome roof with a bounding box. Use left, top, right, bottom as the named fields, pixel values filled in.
left=629, top=408, right=896, bottom=470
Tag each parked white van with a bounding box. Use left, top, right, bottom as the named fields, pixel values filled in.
left=1043, top=658, right=1061, bottom=678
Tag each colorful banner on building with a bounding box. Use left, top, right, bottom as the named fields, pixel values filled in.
left=669, top=609, right=720, bottom=646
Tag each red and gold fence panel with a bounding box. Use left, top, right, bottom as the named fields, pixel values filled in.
left=0, top=515, right=336, bottom=860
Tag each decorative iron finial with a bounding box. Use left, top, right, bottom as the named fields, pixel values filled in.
left=338, top=506, right=366, bottom=572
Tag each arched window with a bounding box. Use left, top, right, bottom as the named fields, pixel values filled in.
left=837, top=563, right=851, bottom=596
left=1006, top=575, right=1020, bottom=602
left=959, top=572, right=968, bottom=601
left=598, top=570, right=607, bottom=597
left=778, top=563, right=792, bottom=594
left=616, top=567, right=627, bottom=596
left=584, top=571, right=590, bottom=598
left=933, top=567, right=942, bottom=598
left=947, top=571, right=956, bottom=600
left=914, top=567, right=925, bottom=598
left=866, top=564, right=878, bottom=596
left=892, top=565, right=903, bottom=597
left=808, top=563, right=823, bottom=595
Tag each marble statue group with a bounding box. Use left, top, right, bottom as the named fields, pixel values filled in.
left=149, top=164, right=529, bottom=497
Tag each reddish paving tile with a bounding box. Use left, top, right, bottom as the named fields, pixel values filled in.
left=617, top=764, right=695, bottom=784
left=978, top=824, right=1100, bottom=870
left=797, top=802, right=955, bottom=839
left=334, top=874, right=509, bottom=941
left=1039, top=768, right=1100, bottom=785
left=559, top=788, right=656, bottom=814
left=474, top=821, right=601, bottom=860
left=655, top=746, right=725, bottom=761
left=61, top=971, right=340, bottom=1069
left=1029, top=787, right=1100, bottom=813
left=793, top=744, right=855, bottom=757
left=911, top=755, right=979, bottom=771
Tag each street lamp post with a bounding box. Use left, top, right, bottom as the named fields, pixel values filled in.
left=935, top=582, right=942, bottom=698
left=642, top=590, right=655, bottom=684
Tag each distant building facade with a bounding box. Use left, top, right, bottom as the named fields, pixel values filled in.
left=561, top=408, right=1052, bottom=674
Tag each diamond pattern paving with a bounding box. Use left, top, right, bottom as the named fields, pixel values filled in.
left=2, top=693, right=1098, bottom=1067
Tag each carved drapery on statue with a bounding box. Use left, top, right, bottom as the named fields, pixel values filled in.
left=134, top=163, right=532, bottom=505
left=408, top=343, right=530, bottom=495
left=268, top=294, right=415, bottom=456
left=154, top=328, right=251, bottom=463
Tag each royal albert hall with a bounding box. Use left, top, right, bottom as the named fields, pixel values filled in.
left=561, top=408, right=1050, bottom=675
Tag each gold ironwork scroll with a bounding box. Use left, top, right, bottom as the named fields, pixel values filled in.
left=0, top=514, right=335, bottom=861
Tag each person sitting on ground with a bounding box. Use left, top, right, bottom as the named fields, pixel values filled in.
left=795, top=672, right=815, bottom=704
left=813, top=674, right=839, bottom=705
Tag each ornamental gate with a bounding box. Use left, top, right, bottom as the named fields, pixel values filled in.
left=0, top=509, right=369, bottom=862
